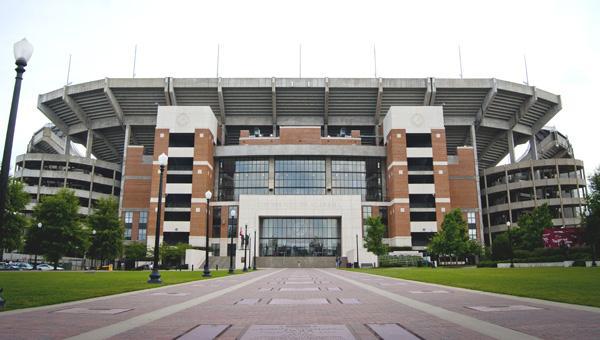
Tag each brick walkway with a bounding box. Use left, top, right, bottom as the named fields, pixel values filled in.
left=1, top=268, right=599, bottom=339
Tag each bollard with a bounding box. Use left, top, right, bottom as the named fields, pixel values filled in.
left=0, top=288, right=5, bottom=309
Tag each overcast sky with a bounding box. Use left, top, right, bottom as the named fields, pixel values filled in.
left=1, top=0, right=599, bottom=176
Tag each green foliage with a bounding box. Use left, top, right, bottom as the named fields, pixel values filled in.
left=33, top=189, right=87, bottom=267
left=0, top=178, right=30, bottom=252
left=514, top=203, right=553, bottom=250
left=491, top=232, right=511, bottom=260
left=363, top=216, right=388, bottom=256
left=124, top=242, right=149, bottom=261
left=428, top=209, right=482, bottom=261
left=160, top=242, right=191, bottom=267
left=379, top=255, right=424, bottom=267
left=584, top=168, right=600, bottom=255
left=87, top=198, right=123, bottom=262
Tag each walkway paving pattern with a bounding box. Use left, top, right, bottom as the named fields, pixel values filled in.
left=1, top=268, right=599, bottom=339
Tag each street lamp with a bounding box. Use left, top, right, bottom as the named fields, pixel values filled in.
left=148, top=153, right=168, bottom=283
left=203, top=190, right=212, bottom=277
left=0, top=39, right=33, bottom=236
left=355, top=234, right=360, bottom=268
left=228, top=208, right=236, bottom=274
left=506, top=221, right=514, bottom=268
left=253, top=229, right=257, bottom=270
left=243, top=224, right=248, bottom=272
left=33, top=222, right=42, bottom=269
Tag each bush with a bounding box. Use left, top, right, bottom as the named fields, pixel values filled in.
left=379, top=255, right=424, bottom=267
left=572, top=260, right=587, bottom=267
left=477, top=260, right=498, bottom=268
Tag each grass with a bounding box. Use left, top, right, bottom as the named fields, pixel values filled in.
left=0, top=269, right=245, bottom=311
left=345, top=267, right=600, bottom=308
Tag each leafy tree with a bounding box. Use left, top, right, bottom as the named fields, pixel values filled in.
left=160, top=243, right=191, bottom=267
left=87, top=198, right=123, bottom=264
left=491, top=232, right=511, bottom=260
left=584, top=167, right=600, bottom=265
left=124, top=242, right=149, bottom=261
left=514, top=203, right=553, bottom=250
left=363, top=216, right=388, bottom=256
left=428, top=209, right=481, bottom=263
left=0, top=178, right=30, bottom=258
left=24, top=223, right=44, bottom=265
left=33, top=189, right=87, bottom=269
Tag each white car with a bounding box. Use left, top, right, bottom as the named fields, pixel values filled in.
left=36, top=263, right=64, bottom=271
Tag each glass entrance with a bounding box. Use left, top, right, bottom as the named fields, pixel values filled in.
left=259, top=217, right=340, bottom=257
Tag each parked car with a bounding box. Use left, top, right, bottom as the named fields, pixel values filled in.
left=0, top=262, right=9, bottom=270
left=36, top=263, right=64, bottom=271
left=8, top=263, right=34, bottom=270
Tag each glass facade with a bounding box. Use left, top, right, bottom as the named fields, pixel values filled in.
left=260, top=217, right=340, bottom=256
left=218, top=158, right=269, bottom=201
left=275, top=159, right=326, bottom=195
left=138, top=211, right=147, bottom=240
left=332, top=159, right=382, bottom=200
left=468, top=212, right=477, bottom=240
left=124, top=211, right=133, bottom=240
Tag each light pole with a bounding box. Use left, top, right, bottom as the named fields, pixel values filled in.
left=0, top=39, right=33, bottom=246
left=243, top=224, right=248, bottom=272
left=253, top=229, right=257, bottom=270
left=203, top=190, right=212, bottom=277
left=148, top=153, right=168, bottom=283
left=506, top=221, right=514, bottom=268
left=228, top=208, right=236, bottom=274
left=33, top=222, right=42, bottom=269
left=355, top=234, right=360, bottom=268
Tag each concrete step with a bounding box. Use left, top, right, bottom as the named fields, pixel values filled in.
left=256, top=256, right=336, bottom=268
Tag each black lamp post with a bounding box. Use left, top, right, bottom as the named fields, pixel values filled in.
left=203, top=190, right=213, bottom=277
left=253, top=229, right=257, bottom=270
left=228, top=208, right=236, bottom=274
left=148, top=153, right=168, bottom=283
left=355, top=234, right=360, bottom=268
left=0, top=39, right=33, bottom=245
left=507, top=220, right=514, bottom=268
left=243, top=224, right=248, bottom=272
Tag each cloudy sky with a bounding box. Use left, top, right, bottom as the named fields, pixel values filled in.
left=0, top=0, right=599, bottom=175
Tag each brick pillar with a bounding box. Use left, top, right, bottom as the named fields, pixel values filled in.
left=385, top=129, right=411, bottom=247
left=431, top=128, right=451, bottom=229
left=190, top=128, right=215, bottom=245
left=148, top=128, right=169, bottom=239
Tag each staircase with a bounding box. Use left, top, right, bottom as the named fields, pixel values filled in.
left=199, top=256, right=231, bottom=270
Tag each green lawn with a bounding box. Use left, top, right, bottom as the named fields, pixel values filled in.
left=346, top=267, right=600, bottom=308
left=0, top=270, right=244, bottom=311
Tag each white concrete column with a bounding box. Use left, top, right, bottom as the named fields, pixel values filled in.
left=118, top=125, right=131, bottom=216
left=529, top=135, right=538, bottom=160
left=470, top=124, right=486, bottom=246
left=507, top=130, right=516, bottom=163
left=85, top=129, right=94, bottom=158
left=64, top=135, right=71, bottom=155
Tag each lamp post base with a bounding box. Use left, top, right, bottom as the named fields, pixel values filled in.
left=202, top=266, right=211, bottom=277
left=148, top=270, right=162, bottom=284
left=228, top=267, right=235, bottom=274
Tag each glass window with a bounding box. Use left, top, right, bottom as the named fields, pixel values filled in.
left=467, top=212, right=476, bottom=240
left=331, top=158, right=382, bottom=201
left=362, top=206, right=372, bottom=233
left=138, top=211, right=148, bottom=240
left=228, top=206, right=238, bottom=238
left=218, top=158, right=269, bottom=201
left=212, top=207, right=221, bottom=238
left=274, top=158, right=326, bottom=195
left=124, top=211, right=133, bottom=240
left=259, top=217, right=340, bottom=257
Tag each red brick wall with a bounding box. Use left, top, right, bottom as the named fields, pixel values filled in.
left=239, top=127, right=361, bottom=145
left=448, top=146, right=481, bottom=239
left=191, top=129, right=215, bottom=237
left=385, top=128, right=410, bottom=238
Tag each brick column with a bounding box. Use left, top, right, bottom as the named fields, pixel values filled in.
left=385, top=129, right=411, bottom=247
left=190, top=128, right=215, bottom=246
left=147, top=128, right=169, bottom=241
left=431, top=128, right=451, bottom=229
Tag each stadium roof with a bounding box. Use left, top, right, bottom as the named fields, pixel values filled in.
left=38, top=77, right=561, bottom=169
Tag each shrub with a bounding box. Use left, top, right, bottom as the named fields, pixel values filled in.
left=379, top=255, right=424, bottom=267
left=572, top=260, right=587, bottom=267
left=477, top=260, right=498, bottom=268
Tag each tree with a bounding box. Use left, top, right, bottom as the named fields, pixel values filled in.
left=160, top=243, right=191, bottom=268
left=584, top=167, right=600, bottom=265
left=428, top=209, right=481, bottom=264
left=514, top=203, right=553, bottom=250
left=124, top=242, right=149, bottom=261
left=363, top=216, right=388, bottom=256
left=0, top=178, right=30, bottom=258
left=491, top=232, right=511, bottom=261
left=24, top=223, right=44, bottom=266
left=34, top=189, right=87, bottom=269
left=87, top=198, right=123, bottom=264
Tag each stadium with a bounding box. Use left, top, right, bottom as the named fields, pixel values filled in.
left=17, top=77, right=585, bottom=268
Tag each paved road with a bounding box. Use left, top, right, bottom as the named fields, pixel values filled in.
left=1, top=268, right=599, bottom=339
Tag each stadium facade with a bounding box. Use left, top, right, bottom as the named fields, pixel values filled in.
left=24, top=77, right=585, bottom=267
